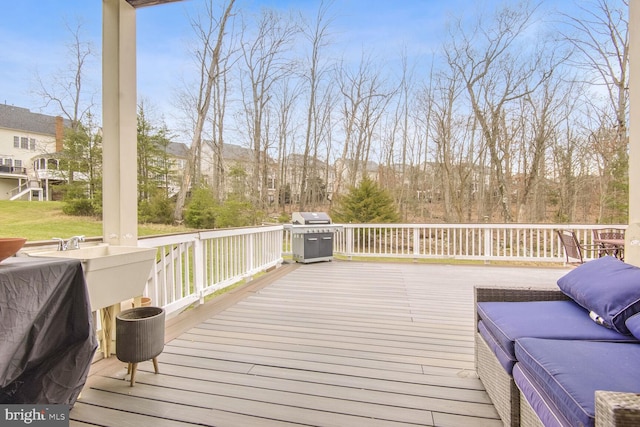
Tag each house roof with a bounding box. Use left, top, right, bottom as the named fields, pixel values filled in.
left=0, top=104, right=64, bottom=136
left=286, top=153, right=329, bottom=168
left=167, top=142, right=255, bottom=162
left=338, top=157, right=380, bottom=172
left=222, top=143, right=253, bottom=161
left=166, top=142, right=189, bottom=158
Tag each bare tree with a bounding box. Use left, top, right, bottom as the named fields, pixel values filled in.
left=239, top=8, right=299, bottom=208
left=514, top=72, right=573, bottom=222
left=35, top=21, right=99, bottom=191
left=411, top=63, right=438, bottom=221
left=380, top=50, right=419, bottom=220
left=207, top=39, right=234, bottom=203
left=427, top=64, right=486, bottom=223
left=444, top=2, right=552, bottom=222
left=35, top=21, right=94, bottom=130
left=561, top=0, right=628, bottom=137
left=273, top=77, right=301, bottom=211
left=173, top=0, right=236, bottom=222
left=430, top=70, right=460, bottom=221
left=335, top=54, right=392, bottom=196
left=298, top=0, right=334, bottom=211
left=559, top=0, right=629, bottom=222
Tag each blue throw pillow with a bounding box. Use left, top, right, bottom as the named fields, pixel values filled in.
left=557, top=256, right=640, bottom=335
left=627, top=313, right=640, bottom=340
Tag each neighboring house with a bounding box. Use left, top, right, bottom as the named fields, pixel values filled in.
left=0, top=104, right=411, bottom=207
left=333, top=157, right=380, bottom=195
left=167, top=141, right=338, bottom=205
left=0, top=104, right=67, bottom=201
left=200, top=142, right=277, bottom=202
left=282, top=153, right=334, bottom=204
left=157, top=142, right=188, bottom=197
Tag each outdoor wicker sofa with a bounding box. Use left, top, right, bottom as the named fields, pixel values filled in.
left=475, top=286, right=570, bottom=426
left=474, top=256, right=640, bottom=427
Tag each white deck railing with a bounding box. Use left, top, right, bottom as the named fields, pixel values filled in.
left=136, top=223, right=624, bottom=317
left=332, top=224, right=627, bottom=262
left=284, top=223, right=625, bottom=262
left=138, top=225, right=283, bottom=317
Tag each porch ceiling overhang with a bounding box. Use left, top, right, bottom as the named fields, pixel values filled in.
left=126, top=0, right=183, bottom=8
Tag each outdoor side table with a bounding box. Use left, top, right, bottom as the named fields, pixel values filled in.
left=115, top=306, right=165, bottom=386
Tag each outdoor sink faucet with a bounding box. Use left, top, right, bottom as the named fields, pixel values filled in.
left=66, top=235, right=85, bottom=250
left=52, top=235, right=85, bottom=251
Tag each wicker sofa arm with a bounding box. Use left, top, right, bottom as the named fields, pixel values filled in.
left=475, top=286, right=569, bottom=303
left=596, top=391, right=640, bottom=427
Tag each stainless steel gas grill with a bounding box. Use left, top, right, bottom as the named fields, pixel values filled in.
left=291, top=212, right=342, bottom=263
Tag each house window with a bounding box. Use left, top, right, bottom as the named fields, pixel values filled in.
left=14, top=160, right=22, bottom=168
left=20, top=137, right=28, bottom=149
left=14, top=136, right=19, bottom=148
left=4, top=158, right=11, bottom=166
left=30, top=138, right=36, bottom=150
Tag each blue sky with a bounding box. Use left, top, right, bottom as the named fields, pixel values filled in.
left=0, top=0, right=577, bottom=132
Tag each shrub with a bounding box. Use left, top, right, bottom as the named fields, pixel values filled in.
left=276, top=212, right=290, bottom=223
left=139, top=194, right=175, bottom=224
left=62, top=198, right=97, bottom=216
left=214, top=199, right=263, bottom=228
left=58, top=182, right=99, bottom=217
left=184, top=188, right=217, bottom=229
left=331, top=176, right=400, bottom=223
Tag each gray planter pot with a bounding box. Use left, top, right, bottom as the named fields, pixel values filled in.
left=116, top=306, right=165, bottom=386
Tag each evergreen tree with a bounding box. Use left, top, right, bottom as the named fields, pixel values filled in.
left=331, top=176, right=400, bottom=223
left=604, top=146, right=629, bottom=223
left=153, top=123, right=175, bottom=200
left=137, top=104, right=165, bottom=203
left=59, top=113, right=102, bottom=216
left=136, top=104, right=177, bottom=224
left=184, top=187, right=217, bottom=229
left=214, top=198, right=261, bottom=228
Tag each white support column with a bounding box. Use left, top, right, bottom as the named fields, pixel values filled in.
left=628, top=2, right=640, bottom=266
left=102, top=0, right=138, bottom=246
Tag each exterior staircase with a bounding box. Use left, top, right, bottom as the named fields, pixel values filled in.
left=9, top=179, right=44, bottom=201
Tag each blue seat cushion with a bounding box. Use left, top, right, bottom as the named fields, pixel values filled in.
left=515, top=338, right=640, bottom=427
left=513, top=363, right=572, bottom=427
left=478, top=320, right=515, bottom=373
left=557, top=256, right=640, bottom=334
left=477, top=300, right=634, bottom=362
left=627, top=313, right=640, bottom=340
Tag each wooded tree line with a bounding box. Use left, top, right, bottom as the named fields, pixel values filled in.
left=51, top=0, right=629, bottom=226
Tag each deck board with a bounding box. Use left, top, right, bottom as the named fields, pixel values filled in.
left=126, top=363, right=497, bottom=418
left=178, top=330, right=474, bottom=363
left=73, top=261, right=567, bottom=426
left=186, top=326, right=474, bottom=354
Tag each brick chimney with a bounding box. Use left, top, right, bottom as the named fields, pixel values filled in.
left=55, top=116, right=64, bottom=152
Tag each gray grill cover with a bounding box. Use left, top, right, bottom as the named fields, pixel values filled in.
left=292, top=212, right=331, bottom=225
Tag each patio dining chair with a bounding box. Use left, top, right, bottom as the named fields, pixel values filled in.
left=556, top=229, right=603, bottom=265
left=592, top=228, right=625, bottom=259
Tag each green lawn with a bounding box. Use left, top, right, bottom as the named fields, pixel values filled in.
left=1, top=200, right=192, bottom=241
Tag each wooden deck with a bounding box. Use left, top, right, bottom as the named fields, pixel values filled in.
left=72, top=261, right=567, bottom=427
